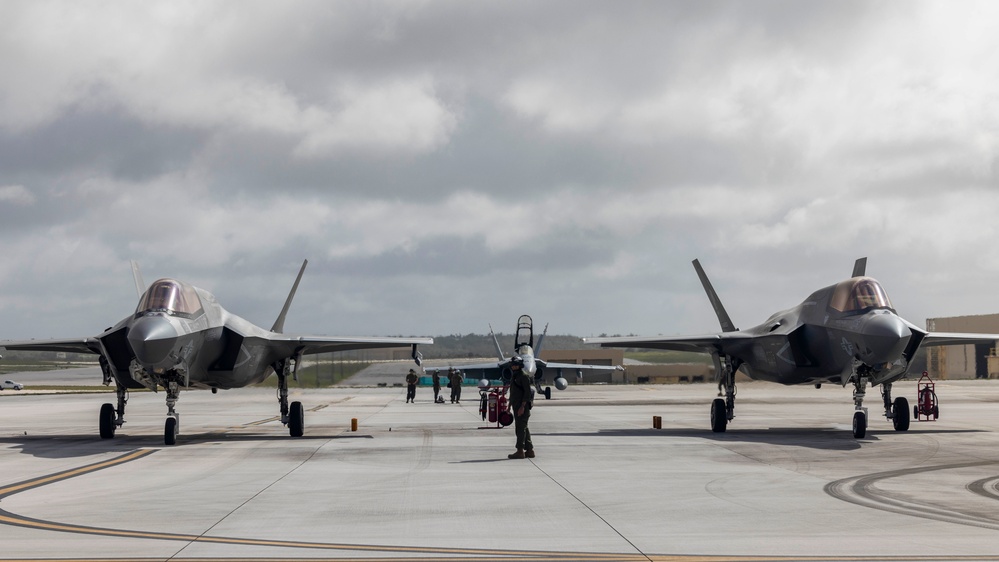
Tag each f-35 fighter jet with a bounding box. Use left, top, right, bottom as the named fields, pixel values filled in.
left=586, top=258, right=999, bottom=438
left=1, top=260, right=431, bottom=444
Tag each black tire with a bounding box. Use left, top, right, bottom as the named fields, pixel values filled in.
left=164, top=417, right=177, bottom=446
left=892, top=397, right=910, bottom=431
left=289, top=401, right=304, bottom=437
left=853, top=411, right=867, bottom=439
left=710, top=398, right=727, bottom=433
left=913, top=405, right=918, bottom=419
left=933, top=405, right=939, bottom=419
left=544, top=387, right=552, bottom=400
left=99, top=403, right=116, bottom=439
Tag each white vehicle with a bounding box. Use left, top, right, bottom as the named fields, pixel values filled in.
left=1, top=380, right=24, bottom=390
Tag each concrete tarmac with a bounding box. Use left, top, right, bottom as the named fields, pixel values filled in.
left=2, top=379, right=999, bottom=561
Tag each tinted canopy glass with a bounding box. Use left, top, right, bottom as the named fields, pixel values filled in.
left=829, top=277, right=893, bottom=313
left=136, top=279, right=203, bottom=318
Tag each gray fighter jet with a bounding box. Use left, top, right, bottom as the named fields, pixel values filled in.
left=426, top=315, right=622, bottom=400
left=586, top=258, right=999, bottom=438
left=0, top=260, right=431, bottom=444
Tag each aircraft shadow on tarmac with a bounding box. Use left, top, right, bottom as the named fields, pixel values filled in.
left=535, top=427, right=985, bottom=452
left=0, top=433, right=373, bottom=459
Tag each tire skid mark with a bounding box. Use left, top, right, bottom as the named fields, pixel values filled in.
left=825, top=460, right=999, bottom=530
left=967, top=475, right=999, bottom=501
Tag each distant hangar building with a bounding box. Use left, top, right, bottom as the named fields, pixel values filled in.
left=926, top=313, right=999, bottom=379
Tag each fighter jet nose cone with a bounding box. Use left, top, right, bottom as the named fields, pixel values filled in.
left=860, top=312, right=911, bottom=364
left=127, top=315, right=179, bottom=366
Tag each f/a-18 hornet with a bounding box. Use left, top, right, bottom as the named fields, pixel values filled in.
left=586, top=258, right=999, bottom=438
left=426, top=315, right=622, bottom=399
left=1, top=260, right=431, bottom=445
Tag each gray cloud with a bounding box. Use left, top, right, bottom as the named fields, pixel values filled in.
left=2, top=1, right=999, bottom=342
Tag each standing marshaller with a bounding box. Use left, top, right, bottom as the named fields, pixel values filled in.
left=507, top=356, right=535, bottom=459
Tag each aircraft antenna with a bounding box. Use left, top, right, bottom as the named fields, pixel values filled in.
left=272, top=260, right=308, bottom=334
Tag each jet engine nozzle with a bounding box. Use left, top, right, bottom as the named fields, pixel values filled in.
left=127, top=314, right=180, bottom=369
left=856, top=312, right=911, bottom=365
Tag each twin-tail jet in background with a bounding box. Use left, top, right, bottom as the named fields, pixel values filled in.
left=0, top=260, right=432, bottom=445
left=426, top=315, right=622, bottom=399
left=586, top=258, right=999, bottom=438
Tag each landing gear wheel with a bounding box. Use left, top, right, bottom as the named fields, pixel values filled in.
left=710, top=398, right=727, bottom=433
left=164, top=417, right=178, bottom=446
left=892, top=396, right=910, bottom=431
left=288, top=401, right=304, bottom=437
left=544, top=387, right=552, bottom=400
left=99, top=403, right=116, bottom=439
left=853, top=411, right=867, bottom=439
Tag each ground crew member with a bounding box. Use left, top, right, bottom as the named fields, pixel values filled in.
left=507, top=356, right=534, bottom=459
left=433, top=369, right=445, bottom=403
left=405, top=369, right=418, bottom=403
left=449, top=368, right=463, bottom=403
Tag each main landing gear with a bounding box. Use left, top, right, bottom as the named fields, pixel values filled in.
left=99, top=385, right=128, bottom=439
left=275, top=357, right=304, bottom=438
left=710, top=357, right=739, bottom=433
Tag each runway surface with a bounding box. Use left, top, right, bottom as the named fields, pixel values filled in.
left=2, top=379, right=999, bottom=561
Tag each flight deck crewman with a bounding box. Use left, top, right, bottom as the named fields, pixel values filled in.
left=449, top=368, right=464, bottom=403
left=507, top=356, right=535, bottom=459
left=433, top=369, right=444, bottom=403
left=405, top=369, right=418, bottom=403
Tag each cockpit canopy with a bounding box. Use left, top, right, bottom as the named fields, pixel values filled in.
left=136, top=279, right=204, bottom=318
left=829, top=277, right=893, bottom=313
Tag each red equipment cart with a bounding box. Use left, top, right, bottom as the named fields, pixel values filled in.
left=478, top=383, right=513, bottom=429
left=913, top=371, right=939, bottom=421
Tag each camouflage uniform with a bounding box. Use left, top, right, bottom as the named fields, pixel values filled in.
left=432, top=371, right=443, bottom=402
left=508, top=364, right=534, bottom=457
left=405, top=370, right=418, bottom=403
left=449, top=370, right=463, bottom=403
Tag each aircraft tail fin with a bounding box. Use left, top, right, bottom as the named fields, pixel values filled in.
left=130, top=260, right=145, bottom=299
left=488, top=324, right=505, bottom=361
left=535, top=323, right=549, bottom=356
left=852, top=257, right=867, bottom=277
left=271, top=259, right=308, bottom=334
left=692, top=259, right=737, bottom=332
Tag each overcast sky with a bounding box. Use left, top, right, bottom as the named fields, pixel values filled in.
left=2, top=1, right=999, bottom=342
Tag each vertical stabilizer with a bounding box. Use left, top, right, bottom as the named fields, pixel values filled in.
left=535, top=323, right=549, bottom=356
left=271, top=260, right=308, bottom=334
left=130, top=260, right=145, bottom=299
left=488, top=324, right=506, bottom=361
left=852, top=257, right=867, bottom=278
left=692, top=259, right=737, bottom=332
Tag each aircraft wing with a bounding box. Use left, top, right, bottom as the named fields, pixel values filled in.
left=425, top=360, right=509, bottom=375
left=919, top=332, right=999, bottom=346
left=247, top=334, right=433, bottom=357
left=537, top=359, right=623, bottom=372
left=0, top=337, right=102, bottom=355
left=900, top=319, right=999, bottom=348
left=584, top=332, right=756, bottom=354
